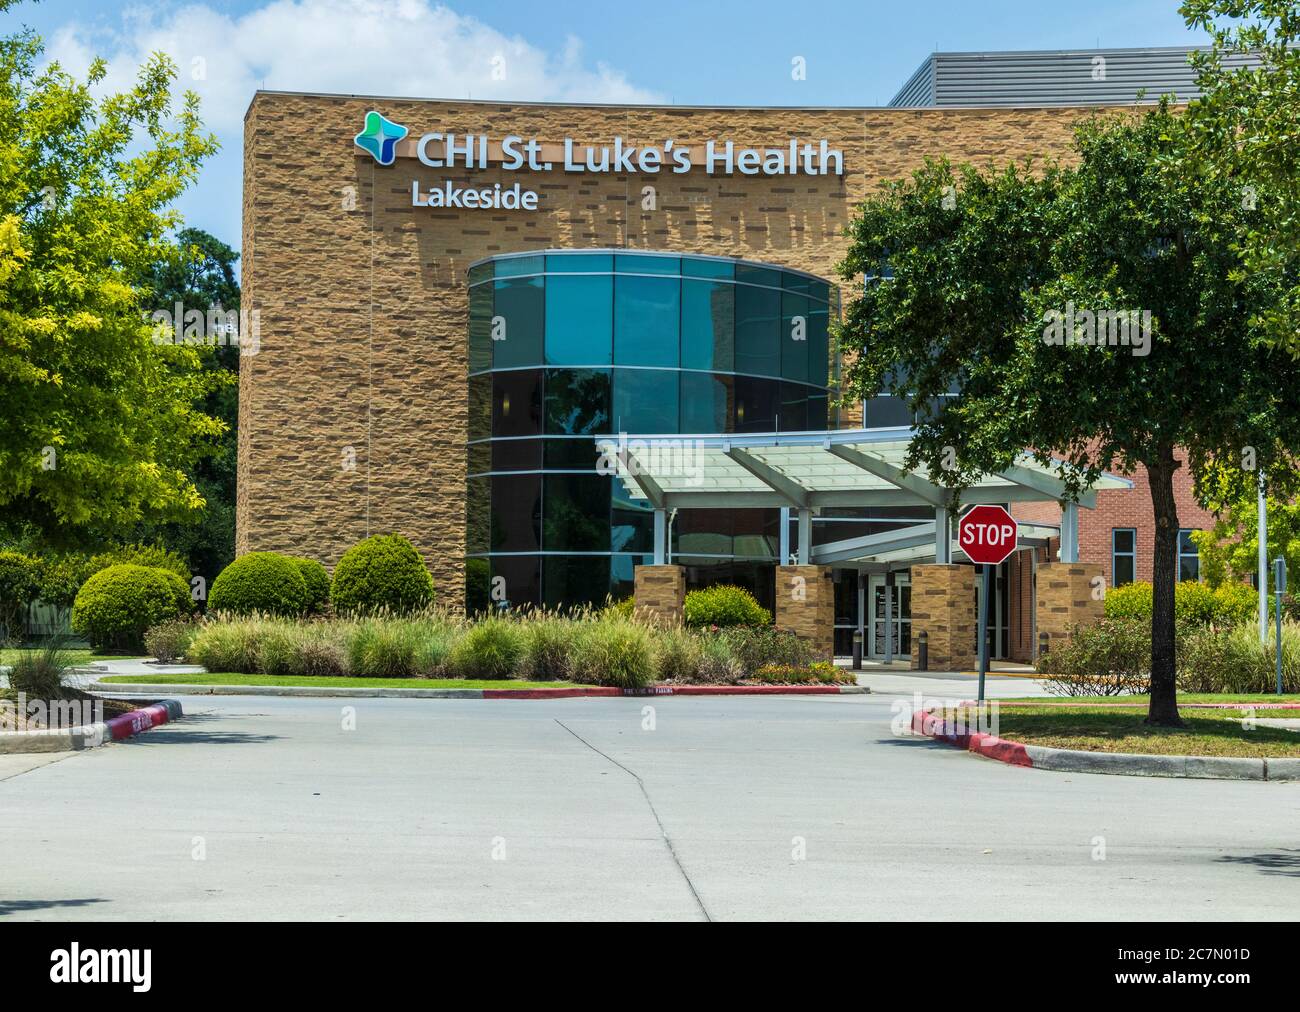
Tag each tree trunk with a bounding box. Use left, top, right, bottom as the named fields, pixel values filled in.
left=1146, top=447, right=1183, bottom=727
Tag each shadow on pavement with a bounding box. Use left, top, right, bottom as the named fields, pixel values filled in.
left=1215, top=850, right=1300, bottom=877
left=0, top=897, right=107, bottom=916
left=124, top=711, right=280, bottom=747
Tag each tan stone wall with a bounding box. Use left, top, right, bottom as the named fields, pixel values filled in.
left=238, top=93, right=1097, bottom=593
left=774, top=565, right=834, bottom=659
left=633, top=565, right=685, bottom=627
left=910, top=564, right=977, bottom=671
left=1036, top=562, right=1105, bottom=659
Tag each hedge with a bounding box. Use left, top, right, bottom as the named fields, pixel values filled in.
left=71, top=564, right=192, bottom=652
left=1103, top=580, right=1266, bottom=626
left=208, top=552, right=308, bottom=616
left=330, top=534, right=434, bottom=615
left=0, top=550, right=42, bottom=636
left=683, top=584, right=771, bottom=627
left=290, top=557, right=331, bottom=613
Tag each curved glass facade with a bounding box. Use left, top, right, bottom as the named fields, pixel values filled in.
left=466, top=250, right=839, bottom=612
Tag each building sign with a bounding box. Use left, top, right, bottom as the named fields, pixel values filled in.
left=353, top=110, right=844, bottom=213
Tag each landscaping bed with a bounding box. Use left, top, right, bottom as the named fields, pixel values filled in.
left=955, top=703, right=1300, bottom=758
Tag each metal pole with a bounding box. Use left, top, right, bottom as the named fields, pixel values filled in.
left=884, top=572, right=894, bottom=664
left=1275, top=557, right=1287, bottom=695
left=978, top=564, right=991, bottom=702
left=1259, top=472, right=1269, bottom=643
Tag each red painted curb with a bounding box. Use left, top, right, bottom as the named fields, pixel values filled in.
left=910, top=707, right=1035, bottom=767
left=104, top=702, right=173, bottom=741
left=482, top=684, right=854, bottom=699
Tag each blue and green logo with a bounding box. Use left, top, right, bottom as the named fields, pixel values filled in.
left=353, top=110, right=408, bottom=166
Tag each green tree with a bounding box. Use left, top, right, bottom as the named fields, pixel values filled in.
left=1181, top=0, right=1300, bottom=355
left=136, top=228, right=241, bottom=582
left=1190, top=492, right=1300, bottom=590
left=0, top=6, right=222, bottom=547
left=837, top=102, right=1300, bottom=726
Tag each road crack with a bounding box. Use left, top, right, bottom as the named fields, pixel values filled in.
left=554, top=718, right=711, bottom=922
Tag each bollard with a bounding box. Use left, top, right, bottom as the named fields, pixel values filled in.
left=1038, top=631, right=1049, bottom=660
left=918, top=630, right=928, bottom=671
left=851, top=629, right=863, bottom=670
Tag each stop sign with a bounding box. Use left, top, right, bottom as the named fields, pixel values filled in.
left=957, top=505, right=1018, bottom=565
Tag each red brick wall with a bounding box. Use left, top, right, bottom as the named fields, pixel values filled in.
left=1010, top=448, right=1216, bottom=585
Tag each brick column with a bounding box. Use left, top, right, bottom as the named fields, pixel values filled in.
left=634, top=565, right=686, bottom=627
left=774, top=565, right=834, bottom=660
left=910, top=564, right=977, bottom=671
left=1036, top=562, right=1104, bottom=658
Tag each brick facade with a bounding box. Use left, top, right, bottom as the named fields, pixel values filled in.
left=238, top=92, right=1097, bottom=590
left=1035, top=562, right=1105, bottom=657
left=633, top=565, right=685, bottom=627
left=909, top=564, right=977, bottom=671
left=774, top=565, right=835, bottom=659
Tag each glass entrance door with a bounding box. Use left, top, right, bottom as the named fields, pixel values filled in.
left=868, top=574, right=911, bottom=659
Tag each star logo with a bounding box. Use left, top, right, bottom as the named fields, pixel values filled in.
left=353, top=110, right=409, bottom=166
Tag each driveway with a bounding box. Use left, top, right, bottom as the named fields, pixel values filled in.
left=1, top=687, right=1294, bottom=920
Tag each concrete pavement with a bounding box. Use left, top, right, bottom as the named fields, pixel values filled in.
left=1, top=689, right=1294, bottom=921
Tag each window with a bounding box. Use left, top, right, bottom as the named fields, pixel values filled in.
left=681, top=279, right=734, bottom=372
left=543, top=369, right=609, bottom=436
left=679, top=372, right=732, bottom=434
left=734, top=284, right=780, bottom=377
left=1112, top=528, right=1136, bottom=586
left=1178, top=529, right=1201, bottom=582
left=612, top=368, right=678, bottom=434
left=614, top=275, right=679, bottom=367
left=491, top=276, right=544, bottom=368
left=545, top=275, right=612, bottom=365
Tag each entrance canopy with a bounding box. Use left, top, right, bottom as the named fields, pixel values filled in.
left=600, top=426, right=1132, bottom=568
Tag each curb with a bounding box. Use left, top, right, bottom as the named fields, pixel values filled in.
left=87, top=680, right=869, bottom=700
left=0, top=699, right=183, bottom=755
left=909, top=707, right=1300, bottom=781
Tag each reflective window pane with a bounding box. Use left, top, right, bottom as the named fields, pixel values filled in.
left=492, top=370, right=542, bottom=438
left=778, top=382, right=808, bottom=432
left=612, top=480, right=653, bottom=553
left=543, top=474, right=609, bottom=551
left=734, top=284, right=780, bottom=377
left=614, top=275, right=679, bottom=367
left=490, top=475, right=541, bottom=552
left=490, top=439, right=542, bottom=472
left=613, top=368, right=679, bottom=434
left=679, top=372, right=732, bottom=433
left=468, top=374, right=491, bottom=441
left=681, top=279, right=734, bottom=372
left=780, top=293, right=810, bottom=382
left=546, top=276, right=612, bottom=365
left=491, top=555, right=541, bottom=610
left=466, top=477, right=490, bottom=554
left=543, top=555, right=611, bottom=610
left=682, top=257, right=734, bottom=279
left=544, top=369, right=610, bottom=436
left=543, top=438, right=600, bottom=470
left=616, top=253, right=679, bottom=274
left=547, top=253, right=613, bottom=273
left=495, top=255, right=544, bottom=278
left=492, top=277, right=544, bottom=368
left=733, top=375, right=779, bottom=433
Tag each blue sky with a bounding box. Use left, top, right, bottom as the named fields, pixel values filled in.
left=7, top=0, right=1211, bottom=250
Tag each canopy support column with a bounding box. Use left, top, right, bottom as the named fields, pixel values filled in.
left=1060, top=502, right=1079, bottom=563
left=653, top=508, right=667, bottom=565
left=935, top=506, right=951, bottom=565
left=797, top=508, right=812, bottom=565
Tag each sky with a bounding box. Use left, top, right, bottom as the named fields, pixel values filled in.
left=6, top=0, right=1212, bottom=252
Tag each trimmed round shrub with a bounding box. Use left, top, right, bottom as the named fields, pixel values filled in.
left=447, top=618, right=525, bottom=679
left=208, top=552, right=308, bottom=617
left=0, top=550, right=42, bottom=638
left=569, top=619, right=655, bottom=689
left=71, top=564, right=191, bottom=652
left=330, top=534, right=434, bottom=615
left=290, top=557, right=331, bottom=613
left=88, top=543, right=189, bottom=581
left=683, top=584, right=771, bottom=628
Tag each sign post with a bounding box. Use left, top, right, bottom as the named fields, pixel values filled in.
left=958, top=505, right=1020, bottom=702
left=1275, top=557, right=1287, bottom=695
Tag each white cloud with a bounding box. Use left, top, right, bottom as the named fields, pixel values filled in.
left=43, top=0, right=661, bottom=245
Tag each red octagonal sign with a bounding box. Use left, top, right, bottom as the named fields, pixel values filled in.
left=958, top=505, right=1018, bottom=566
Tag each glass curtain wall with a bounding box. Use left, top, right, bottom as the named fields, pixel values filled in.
left=466, top=250, right=839, bottom=612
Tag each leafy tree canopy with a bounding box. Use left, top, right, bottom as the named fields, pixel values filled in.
left=836, top=102, right=1300, bottom=724
left=0, top=12, right=221, bottom=547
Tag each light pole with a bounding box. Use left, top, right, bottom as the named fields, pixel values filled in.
left=1258, top=472, right=1268, bottom=643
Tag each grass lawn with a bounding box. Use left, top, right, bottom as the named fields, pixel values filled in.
left=955, top=703, right=1300, bottom=757
left=999, top=693, right=1300, bottom=706
left=0, top=648, right=144, bottom=667
left=100, top=672, right=579, bottom=691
